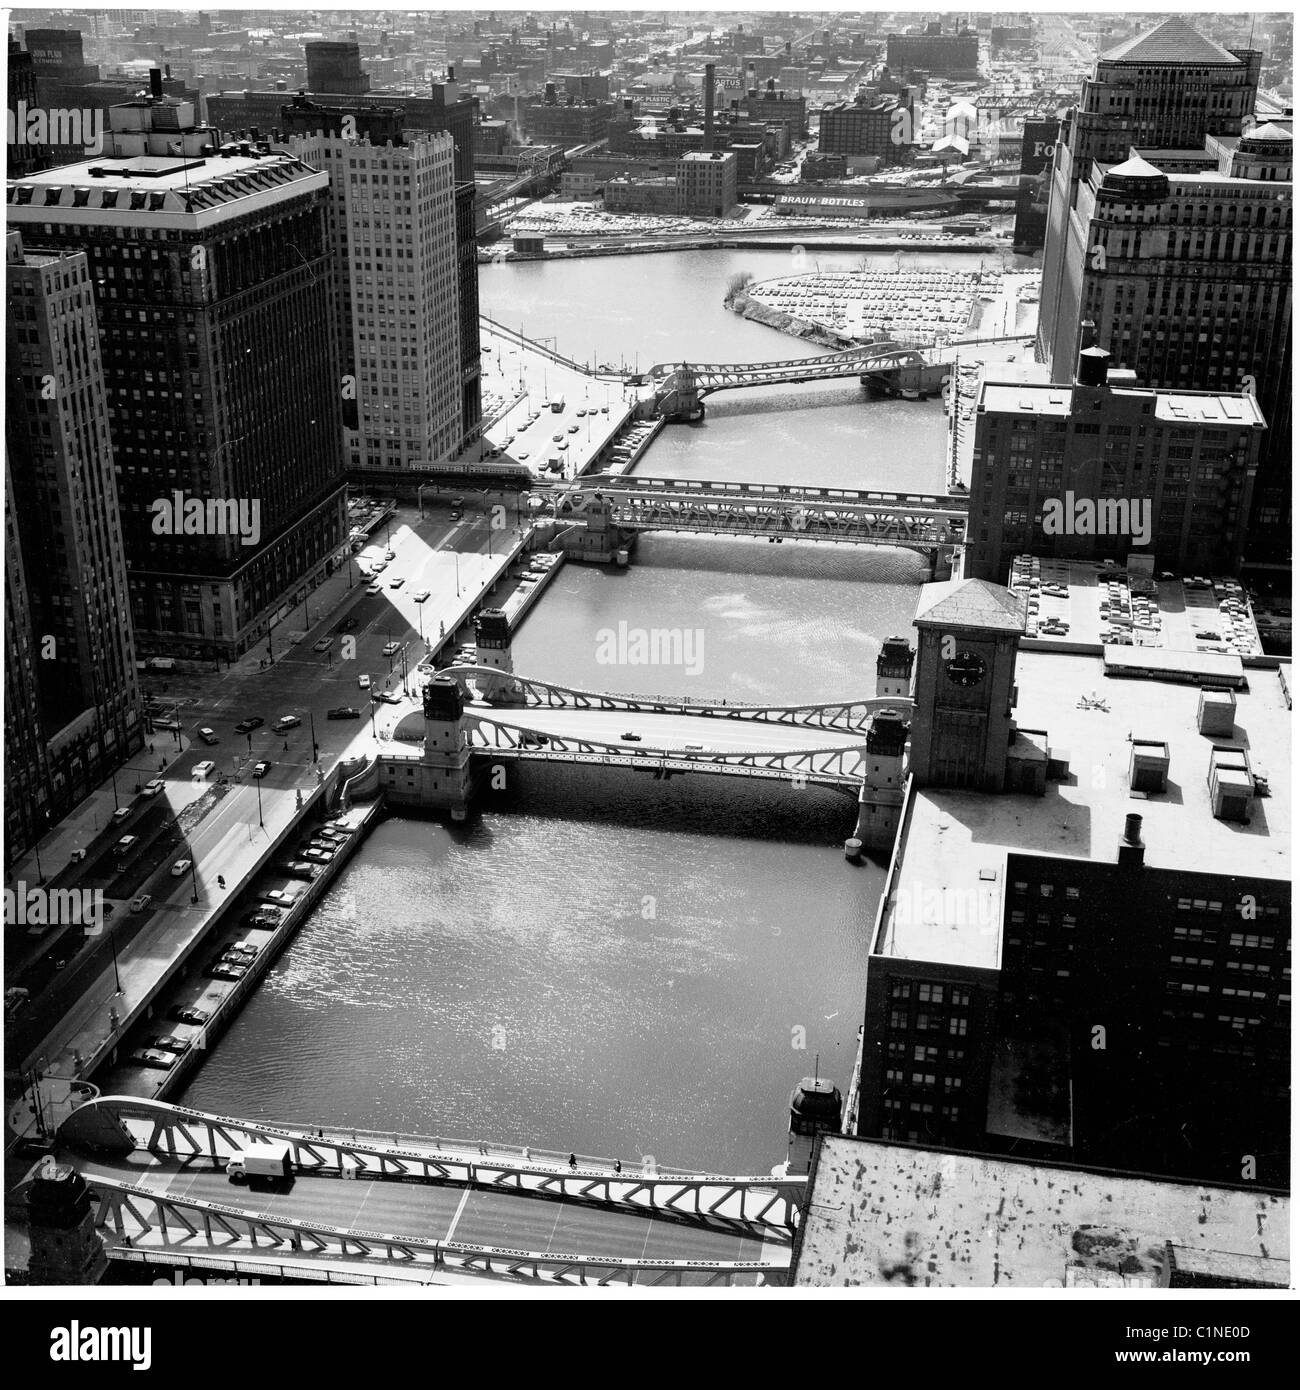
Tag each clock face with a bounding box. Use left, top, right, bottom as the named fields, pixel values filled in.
left=945, top=651, right=987, bottom=688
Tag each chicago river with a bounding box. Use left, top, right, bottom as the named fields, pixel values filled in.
left=178, top=245, right=1010, bottom=1172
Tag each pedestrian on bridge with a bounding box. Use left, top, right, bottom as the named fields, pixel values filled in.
left=614, top=1160, right=622, bottom=1176
left=568, top=1153, right=578, bottom=1171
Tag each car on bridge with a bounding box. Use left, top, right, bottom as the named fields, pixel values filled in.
left=327, top=706, right=361, bottom=720
left=144, top=1034, right=190, bottom=1055
left=234, top=717, right=264, bottom=735
left=168, top=1005, right=210, bottom=1025
left=367, top=582, right=383, bottom=595
left=388, top=577, right=404, bottom=590
left=131, top=1049, right=177, bottom=1071
left=621, top=731, right=642, bottom=742
left=413, top=590, right=430, bottom=603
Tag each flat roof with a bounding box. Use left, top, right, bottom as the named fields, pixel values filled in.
left=793, top=1136, right=1289, bottom=1287
left=979, top=380, right=1266, bottom=427
left=7, top=153, right=326, bottom=228
left=877, top=647, right=1289, bottom=968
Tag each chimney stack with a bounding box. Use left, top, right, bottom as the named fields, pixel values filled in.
left=149, top=67, right=164, bottom=102
left=704, top=62, right=715, bottom=152
left=1118, top=813, right=1145, bottom=868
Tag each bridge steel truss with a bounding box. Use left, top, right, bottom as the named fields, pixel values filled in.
left=61, top=1098, right=805, bottom=1232
left=462, top=714, right=865, bottom=790
left=644, top=341, right=925, bottom=396
left=86, top=1175, right=787, bottom=1287
left=441, top=665, right=912, bottom=736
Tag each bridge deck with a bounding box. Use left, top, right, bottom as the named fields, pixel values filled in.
left=78, top=1155, right=782, bottom=1284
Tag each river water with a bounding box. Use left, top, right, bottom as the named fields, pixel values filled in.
left=179, top=247, right=983, bottom=1172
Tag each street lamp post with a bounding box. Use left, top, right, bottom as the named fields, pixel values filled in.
left=255, top=774, right=264, bottom=828
left=309, top=711, right=319, bottom=763
left=109, top=768, right=119, bottom=811
left=189, top=854, right=200, bottom=905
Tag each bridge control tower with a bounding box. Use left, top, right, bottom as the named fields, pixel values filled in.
left=474, top=608, right=524, bottom=704
left=25, top=1161, right=108, bottom=1285
left=786, top=1075, right=843, bottom=1175
left=876, top=636, right=916, bottom=699
left=402, top=676, right=480, bottom=820
left=853, top=711, right=909, bottom=850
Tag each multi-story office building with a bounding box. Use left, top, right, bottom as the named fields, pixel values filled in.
left=885, top=31, right=980, bottom=77
left=1035, top=18, right=1279, bottom=541
left=209, top=71, right=482, bottom=450
left=818, top=90, right=916, bottom=165
left=849, top=578, right=1290, bottom=1190
left=304, top=40, right=371, bottom=96
left=676, top=150, right=737, bottom=216
left=6, top=95, right=346, bottom=660
left=964, top=342, right=1265, bottom=581
left=7, top=37, right=52, bottom=177
left=4, top=234, right=143, bottom=857
left=1039, top=119, right=1290, bottom=563
left=286, top=128, right=464, bottom=472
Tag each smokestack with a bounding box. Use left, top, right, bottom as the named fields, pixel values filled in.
left=1080, top=319, right=1098, bottom=351
left=447, top=63, right=455, bottom=82
left=704, top=62, right=716, bottom=152
left=1118, top=814, right=1145, bottom=868
left=149, top=67, right=164, bottom=102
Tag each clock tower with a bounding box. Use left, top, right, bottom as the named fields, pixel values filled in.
left=908, top=578, right=1026, bottom=791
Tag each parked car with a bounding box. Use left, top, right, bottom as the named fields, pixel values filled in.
left=171, top=858, right=192, bottom=877
left=260, top=888, right=299, bottom=907
left=367, top=582, right=383, bottom=595
left=144, top=1034, right=190, bottom=1054
left=279, top=861, right=321, bottom=880
left=327, top=706, right=360, bottom=720
left=234, top=717, right=264, bottom=735
left=168, top=1005, right=211, bottom=1025
left=198, top=726, right=219, bottom=745
left=141, top=778, right=166, bottom=797
left=300, top=847, right=334, bottom=865
left=252, top=761, right=270, bottom=779
left=272, top=715, right=302, bottom=733
left=205, top=961, right=248, bottom=982
left=131, top=1049, right=176, bottom=1071
left=241, top=910, right=281, bottom=930
left=222, top=944, right=258, bottom=961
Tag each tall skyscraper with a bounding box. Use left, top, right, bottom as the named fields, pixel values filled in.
left=1035, top=18, right=1288, bottom=565
left=4, top=233, right=143, bottom=859
left=6, top=93, right=347, bottom=659
left=285, top=123, right=464, bottom=470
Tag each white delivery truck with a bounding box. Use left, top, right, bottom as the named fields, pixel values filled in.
left=225, top=1140, right=293, bottom=1183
